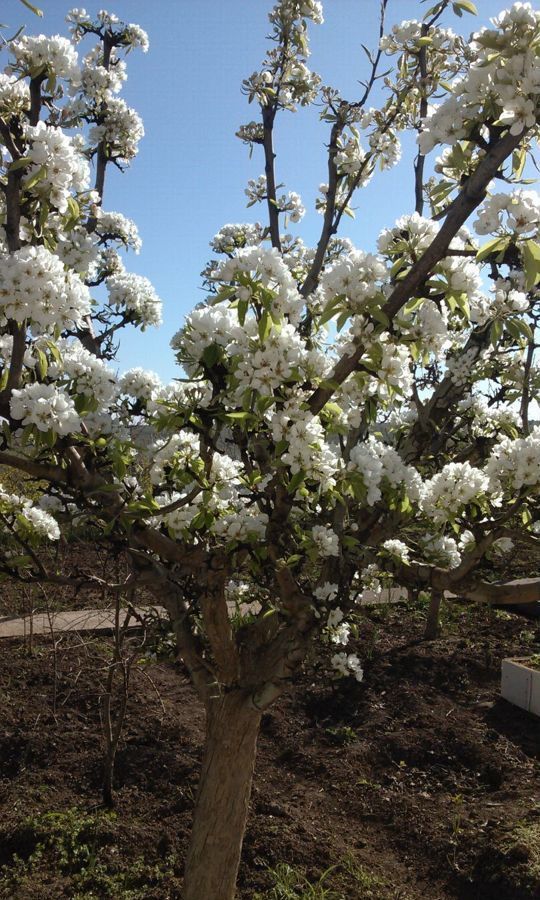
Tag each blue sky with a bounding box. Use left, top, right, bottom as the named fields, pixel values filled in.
left=3, top=0, right=514, bottom=381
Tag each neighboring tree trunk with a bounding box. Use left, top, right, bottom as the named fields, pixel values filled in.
left=424, top=589, right=443, bottom=640
left=183, top=690, right=262, bottom=900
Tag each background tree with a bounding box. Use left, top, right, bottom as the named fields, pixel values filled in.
left=0, top=2, right=539, bottom=898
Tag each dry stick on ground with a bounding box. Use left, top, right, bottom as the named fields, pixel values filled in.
left=99, top=583, right=143, bottom=808
left=424, top=588, right=444, bottom=641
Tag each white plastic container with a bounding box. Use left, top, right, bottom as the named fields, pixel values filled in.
left=501, top=657, right=540, bottom=717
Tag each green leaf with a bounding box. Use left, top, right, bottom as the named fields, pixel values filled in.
left=476, top=235, right=510, bottom=262
left=390, top=257, right=406, bottom=278
left=190, top=511, right=207, bottom=531
left=39, top=200, right=50, bottom=232
left=237, top=298, right=248, bottom=326
left=370, top=306, right=390, bottom=328
left=258, top=310, right=272, bottom=343
left=24, top=165, right=47, bottom=190
left=489, top=319, right=503, bottom=346
left=454, top=292, right=471, bottom=320
left=36, top=348, right=48, bottom=380
left=9, top=156, right=31, bottom=171
left=285, top=554, right=302, bottom=566
left=319, top=296, right=344, bottom=326
left=225, top=410, right=252, bottom=421
left=201, top=344, right=220, bottom=368
left=512, top=148, right=527, bottom=180
left=453, top=0, right=477, bottom=14
left=18, top=0, right=43, bottom=15
left=287, top=469, right=306, bottom=494
left=521, top=239, right=540, bottom=290
left=336, top=310, right=350, bottom=332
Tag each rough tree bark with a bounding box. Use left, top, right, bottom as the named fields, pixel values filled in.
left=183, top=690, right=262, bottom=900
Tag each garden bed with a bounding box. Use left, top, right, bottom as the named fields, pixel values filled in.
left=1, top=597, right=539, bottom=899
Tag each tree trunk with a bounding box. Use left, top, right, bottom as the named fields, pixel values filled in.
left=183, top=690, right=262, bottom=900
left=424, top=589, right=443, bottom=640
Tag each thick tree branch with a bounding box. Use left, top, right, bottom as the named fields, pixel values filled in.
left=307, top=129, right=526, bottom=415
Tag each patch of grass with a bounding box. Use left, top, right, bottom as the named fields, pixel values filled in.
left=325, top=725, right=357, bottom=745
left=0, top=807, right=181, bottom=899
left=502, top=822, right=540, bottom=881
left=254, top=857, right=392, bottom=900
left=253, top=863, right=342, bottom=899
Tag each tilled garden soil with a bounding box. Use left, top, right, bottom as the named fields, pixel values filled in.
left=0, top=598, right=539, bottom=899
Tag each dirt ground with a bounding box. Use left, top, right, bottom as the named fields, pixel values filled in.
left=1, top=578, right=540, bottom=900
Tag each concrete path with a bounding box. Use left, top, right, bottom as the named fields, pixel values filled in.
left=0, top=606, right=166, bottom=639
left=0, top=587, right=410, bottom=640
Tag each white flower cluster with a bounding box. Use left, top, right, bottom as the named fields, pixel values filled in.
left=269, top=0, right=324, bottom=27
left=213, top=505, right=269, bottom=542
left=50, top=340, right=117, bottom=406
left=378, top=212, right=439, bottom=256
left=11, top=34, right=79, bottom=82
left=486, top=426, right=540, bottom=493
left=319, top=249, right=387, bottom=314
left=55, top=226, right=99, bottom=275
left=368, top=129, right=401, bottom=170
left=335, top=137, right=367, bottom=177
left=245, top=175, right=268, bottom=205
left=271, top=403, right=339, bottom=490
left=348, top=438, right=422, bottom=506
left=155, top=450, right=269, bottom=545
left=67, top=8, right=149, bottom=52
left=80, top=57, right=126, bottom=102
left=326, top=607, right=351, bottom=645
left=380, top=19, right=459, bottom=55
left=233, top=322, right=309, bottom=396
left=474, top=190, right=540, bottom=238
left=456, top=395, right=520, bottom=439
left=89, top=98, right=144, bottom=161
left=0, top=246, right=91, bottom=334
left=378, top=343, right=413, bottom=398
left=246, top=178, right=305, bottom=221
left=0, top=483, right=60, bottom=542
left=211, top=223, right=263, bottom=254
left=119, top=368, right=162, bottom=402
left=446, top=345, right=486, bottom=387
left=420, top=534, right=461, bottom=569
left=122, top=23, right=149, bottom=52
left=420, top=462, right=489, bottom=523
left=24, top=122, right=90, bottom=214
left=171, top=305, right=236, bottom=372
left=107, top=273, right=163, bottom=328
left=281, top=60, right=321, bottom=108
left=382, top=539, right=410, bottom=562
left=96, top=211, right=142, bottom=253
left=10, top=383, right=80, bottom=436
left=402, top=299, right=449, bottom=355
left=0, top=74, right=29, bottom=115
left=331, top=651, right=363, bottom=681
left=472, top=277, right=528, bottom=326
left=418, top=4, right=540, bottom=153
left=280, top=190, right=305, bottom=223
left=311, top=524, right=340, bottom=557
left=213, top=245, right=304, bottom=322
left=314, top=581, right=338, bottom=604
left=148, top=431, right=199, bottom=486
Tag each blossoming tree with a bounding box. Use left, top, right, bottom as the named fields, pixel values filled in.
left=0, top=1, right=540, bottom=896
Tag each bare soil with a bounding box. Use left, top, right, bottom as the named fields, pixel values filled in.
left=0, top=563, right=540, bottom=898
